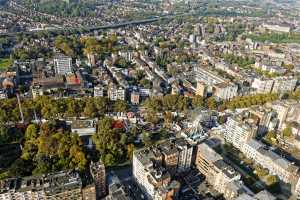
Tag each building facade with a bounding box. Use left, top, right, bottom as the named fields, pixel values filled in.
left=90, top=161, right=106, bottom=198
left=54, top=55, right=72, bottom=75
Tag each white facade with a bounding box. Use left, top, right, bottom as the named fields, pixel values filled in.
left=272, top=77, right=297, bottom=93
left=54, top=55, right=72, bottom=75
left=94, top=86, right=104, bottom=97
left=224, top=117, right=256, bottom=149
left=176, top=140, right=193, bottom=173
left=262, top=24, right=291, bottom=33
left=108, top=86, right=126, bottom=101
left=214, top=83, right=238, bottom=100
left=251, top=78, right=274, bottom=94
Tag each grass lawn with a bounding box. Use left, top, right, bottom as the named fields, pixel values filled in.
left=0, top=58, right=12, bottom=70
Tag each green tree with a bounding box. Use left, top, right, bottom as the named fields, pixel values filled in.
left=145, top=111, right=159, bottom=124
left=192, top=95, right=205, bottom=108
left=283, top=126, right=293, bottom=139
left=104, top=154, right=116, bottom=166
left=207, top=97, right=218, bottom=110
left=164, top=111, right=173, bottom=127
left=92, top=117, right=126, bottom=166
left=127, top=144, right=134, bottom=160
left=113, top=100, right=128, bottom=113
left=142, top=131, right=153, bottom=147
left=25, top=124, right=39, bottom=140
left=83, top=99, right=97, bottom=118
left=265, top=131, right=277, bottom=145
left=0, top=126, right=9, bottom=144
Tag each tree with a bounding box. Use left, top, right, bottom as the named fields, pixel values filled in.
left=9, top=158, right=34, bottom=177
left=142, top=131, right=152, bottom=147
left=162, top=95, right=178, bottom=111
left=113, top=100, right=128, bottom=113
left=25, top=124, right=39, bottom=141
left=92, top=117, right=127, bottom=166
left=83, top=99, right=97, bottom=118
left=144, top=98, right=161, bottom=112
left=120, top=133, right=127, bottom=145
left=145, top=111, right=159, bottom=124
left=283, top=126, right=293, bottom=139
left=265, top=131, right=277, bottom=145
left=207, top=97, right=218, bottom=110
left=0, top=126, right=9, bottom=145
left=94, top=97, right=108, bottom=114
left=164, top=111, right=173, bottom=127
left=177, top=96, right=189, bottom=111
left=192, top=95, right=204, bottom=108
left=127, top=144, right=134, bottom=160
left=21, top=121, right=88, bottom=174
left=104, top=154, right=116, bottom=166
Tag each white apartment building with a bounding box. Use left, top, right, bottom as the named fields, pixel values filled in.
left=262, top=24, right=291, bottom=33
left=224, top=117, right=257, bottom=149
left=194, top=66, right=238, bottom=100
left=94, top=86, right=104, bottom=97
left=54, top=55, right=72, bottom=75
left=224, top=116, right=300, bottom=198
left=108, top=86, right=126, bottom=101
left=133, top=139, right=191, bottom=200
left=251, top=76, right=297, bottom=94
left=240, top=139, right=263, bottom=160
left=272, top=77, right=297, bottom=94
left=194, top=66, right=226, bottom=85
left=196, top=143, right=245, bottom=200
left=251, top=78, right=274, bottom=94
left=175, top=138, right=193, bottom=173
left=214, top=83, right=238, bottom=100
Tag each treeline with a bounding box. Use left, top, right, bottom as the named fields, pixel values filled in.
left=0, top=96, right=128, bottom=124
left=221, top=53, right=255, bottom=69
left=144, top=94, right=194, bottom=112
left=54, top=35, right=118, bottom=58
left=220, top=93, right=279, bottom=110
left=247, top=33, right=300, bottom=44
left=143, top=93, right=281, bottom=113
left=22, top=0, right=98, bottom=17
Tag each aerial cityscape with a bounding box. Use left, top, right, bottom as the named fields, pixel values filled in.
left=0, top=0, right=300, bottom=199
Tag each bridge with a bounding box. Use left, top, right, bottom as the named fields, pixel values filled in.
left=0, top=16, right=165, bottom=37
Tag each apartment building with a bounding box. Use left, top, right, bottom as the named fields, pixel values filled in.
left=194, top=67, right=238, bottom=100
left=224, top=117, right=257, bottom=149
left=195, top=143, right=244, bottom=200
left=251, top=78, right=274, bottom=94
left=196, top=81, right=207, bottom=97
left=251, top=76, right=297, bottom=94
left=94, top=85, right=105, bottom=97
left=213, top=82, right=238, bottom=100
left=235, top=190, right=276, bottom=200
left=132, top=139, right=192, bottom=199
left=270, top=100, right=300, bottom=130
left=0, top=171, right=83, bottom=200
left=108, top=85, right=126, bottom=101
left=223, top=115, right=300, bottom=198
left=90, top=161, right=106, bottom=198
left=130, top=91, right=140, bottom=105
left=273, top=77, right=297, bottom=93
left=54, top=54, right=72, bottom=75
left=174, top=138, right=193, bottom=173
left=262, top=24, right=291, bottom=33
